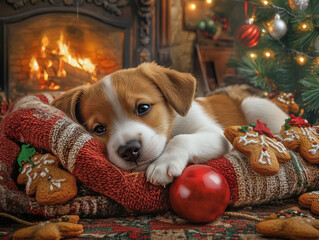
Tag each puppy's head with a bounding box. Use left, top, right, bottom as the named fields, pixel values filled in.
left=52, top=62, right=196, bottom=171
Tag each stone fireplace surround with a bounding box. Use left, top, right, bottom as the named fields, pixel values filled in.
left=0, top=0, right=171, bottom=100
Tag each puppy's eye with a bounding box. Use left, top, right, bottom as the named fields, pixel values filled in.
left=93, top=124, right=106, bottom=136
left=136, top=103, right=152, bottom=116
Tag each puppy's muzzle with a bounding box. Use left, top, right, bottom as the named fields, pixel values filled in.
left=118, top=140, right=142, bottom=163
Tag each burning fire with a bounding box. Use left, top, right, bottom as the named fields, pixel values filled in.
left=29, top=34, right=97, bottom=90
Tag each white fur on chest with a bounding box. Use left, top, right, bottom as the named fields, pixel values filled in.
left=171, top=101, right=224, bottom=137
left=146, top=101, right=232, bottom=185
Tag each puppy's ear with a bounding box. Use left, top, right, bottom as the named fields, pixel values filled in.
left=139, top=62, right=196, bottom=116
left=51, top=86, right=87, bottom=123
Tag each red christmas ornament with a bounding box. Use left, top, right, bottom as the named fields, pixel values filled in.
left=169, top=165, right=230, bottom=223
left=237, top=24, right=261, bottom=48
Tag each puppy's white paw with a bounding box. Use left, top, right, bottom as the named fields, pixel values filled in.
left=146, top=153, right=188, bottom=186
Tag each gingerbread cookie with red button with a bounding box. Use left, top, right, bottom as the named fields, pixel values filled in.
left=281, top=115, right=319, bottom=164
left=257, top=207, right=319, bottom=240
left=17, top=152, right=77, bottom=205
left=224, top=120, right=291, bottom=176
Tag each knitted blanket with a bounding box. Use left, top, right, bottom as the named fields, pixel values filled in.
left=1, top=94, right=319, bottom=218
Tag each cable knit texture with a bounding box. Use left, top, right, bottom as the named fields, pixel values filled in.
left=0, top=94, right=319, bottom=217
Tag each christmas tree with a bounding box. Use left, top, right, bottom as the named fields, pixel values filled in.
left=228, top=0, right=319, bottom=124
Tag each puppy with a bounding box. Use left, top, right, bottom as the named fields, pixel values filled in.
left=52, top=62, right=288, bottom=186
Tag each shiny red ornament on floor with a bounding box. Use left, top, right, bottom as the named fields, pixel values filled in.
left=169, top=165, right=230, bottom=223
left=237, top=24, right=261, bottom=48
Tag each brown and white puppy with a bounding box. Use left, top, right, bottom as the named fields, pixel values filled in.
left=52, top=62, right=288, bottom=186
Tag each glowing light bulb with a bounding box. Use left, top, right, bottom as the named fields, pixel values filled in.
left=261, top=0, right=269, bottom=6
left=263, top=49, right=274, bottom=59
left=206, top=0, right=213, bottom=4
left=299, top=23, right=310, bottom=31
left=189, top=3, right=196, bottom=10
left=249, top=52, right=257, bottom=60
left=249, top=17, right=255, bottom=24
left=296, top=55, right=306, bottom=65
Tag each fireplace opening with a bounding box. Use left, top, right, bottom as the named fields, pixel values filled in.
left=9, top=13, right=124, bottom=100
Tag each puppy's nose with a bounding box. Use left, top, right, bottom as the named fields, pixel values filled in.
left=118, top=140, right=142, bottom=162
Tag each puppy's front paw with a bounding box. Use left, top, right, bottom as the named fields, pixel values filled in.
left=146, top=153, right=188, bottom=186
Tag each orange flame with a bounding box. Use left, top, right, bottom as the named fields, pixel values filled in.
left=30, top=57, right=39, bottom=71
left=29, top=33, right=97, bottom=90
left=57, top=34, right=96, bottom=74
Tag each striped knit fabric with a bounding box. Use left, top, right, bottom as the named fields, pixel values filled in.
left=0, top=94, right=318, bottom=217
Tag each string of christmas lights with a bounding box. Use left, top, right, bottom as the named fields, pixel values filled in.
left=230, top=0, right=319, bottom=123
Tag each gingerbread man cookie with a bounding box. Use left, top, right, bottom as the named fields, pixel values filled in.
left=270, top=92, right=299, bottom=114
left=257, top=207, right=319, bottom=240
left=17, top=152, right=77, bottom=205
left=13, top=215, right=83, bottom=240
left=224, top=120, right=291, bottom=175
left=281, top=115, right=319, bottom=164
left=299, top=191, right=319, bottom=215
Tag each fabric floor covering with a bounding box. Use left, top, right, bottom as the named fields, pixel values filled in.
left=0, top=198, right=304, bottom=239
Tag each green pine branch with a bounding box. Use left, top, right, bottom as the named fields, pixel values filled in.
left=228, top=54, right=295, bottom=91
left=227, top=0, right=319, bottom=123
left=301, top=74, right=319, bottom=113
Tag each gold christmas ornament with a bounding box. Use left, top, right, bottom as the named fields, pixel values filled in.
left=268, top=14, right=287, bottom=40
left=289, top=0, right=309, bottom=11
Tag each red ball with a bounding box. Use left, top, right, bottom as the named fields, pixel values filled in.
left=237, top=24, right=261, bottom=48
left=169, top=165, right=230, bottom=223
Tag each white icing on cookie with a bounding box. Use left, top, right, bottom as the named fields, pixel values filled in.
left=309, top=143, right=319, bottom=155
left=238, top=127, right=288, bottom=165
left=283, top=129, right=300, bottom=142
left=19, top=153, right=67, bottom=193
left=258, top=150, right=271, bottom=165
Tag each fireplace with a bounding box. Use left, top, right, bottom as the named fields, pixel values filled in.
left=0, top=0, right=171, bottom=100
left=9, top=13, right=125, bottom=99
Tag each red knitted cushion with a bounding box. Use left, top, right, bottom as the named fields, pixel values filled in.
left=1, top=94, right=172, bottom=213
left=1, top=94, right=318, bottom=215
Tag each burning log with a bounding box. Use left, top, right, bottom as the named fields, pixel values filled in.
left=28, top=34, right=98, bottom=91
left=63, top=61, right=94, bottom=84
